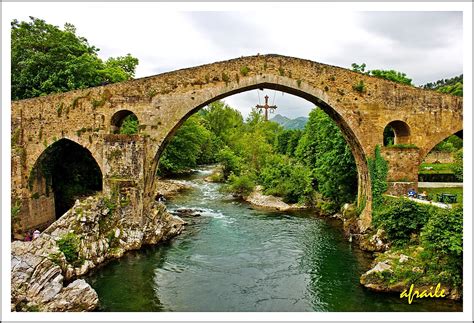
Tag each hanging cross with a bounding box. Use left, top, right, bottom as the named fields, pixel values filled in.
left=256, top=95, right=277, bottom=121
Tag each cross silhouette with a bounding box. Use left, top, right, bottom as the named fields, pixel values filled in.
left=256, top=95, right=277, bottom=121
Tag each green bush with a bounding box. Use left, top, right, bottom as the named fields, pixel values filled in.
left=453, top=148, right=463, bottom=181
left=240, top=66, right=250, bottom=76
left=57, top=232, right=80, bottom=263
left=217, top=147, right=241, bottom=180
left=421, top=206, right=463, bottom=288
left=119, top=114, right=139, bottom=135
left=373, top=198, right=434, bottom=246
left=352, top=80, right=366, bottom=93
left=259, top=155, right=312, bottom=204
left=368, top=145, right=388, bottom=207
left=227, top=173, right=255, bottom=196
left=433, top=135, right=463, bottom=152
left=422, top=206, right=462, bottom=261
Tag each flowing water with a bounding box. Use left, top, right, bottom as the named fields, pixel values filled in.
left=86, top=166, right=461, bottom=312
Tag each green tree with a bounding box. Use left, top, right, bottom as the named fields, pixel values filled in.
left=433, top=135, right=463, bottom=152
left=259, top=155, right=312, bottom=203
left=421, top=206, right=463, bottom=287
left=351, top=63, right=412, bottom=85
left=238, top=128, right=273, bottom=173
left=422, top=74, right=463, bottom=97
left=200, top=101, right=244, bottom=148
left=217, top=147, right=242, bottom=180
left=369, top=69, right=412, bottom=85
left=158, top=115, right=212, bottom=175
left=351, top=63, right=367, bottom=74
left=296, top=108, right=357, bottom=205
left=422, top=206, right=462, bottom=261
left=276, top=129, right=303, bottom=156
left=11, top=17, right=138, bottom=100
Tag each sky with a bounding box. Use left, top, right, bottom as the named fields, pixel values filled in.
left=3, top=3, right=464, bottom=119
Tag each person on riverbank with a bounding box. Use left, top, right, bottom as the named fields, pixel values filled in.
left=32, top=229, right=40, bottom=240
left=24, top=231, right=32, bottom=241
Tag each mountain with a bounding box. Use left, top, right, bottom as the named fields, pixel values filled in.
left=270, top=114, right=308, bottom=130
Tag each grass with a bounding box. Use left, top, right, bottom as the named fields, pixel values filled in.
left=421, top=187, right=463, bottom=205
left=419, top=163, right=455, bottom=175
left=386, top=143, right=418, bottom=149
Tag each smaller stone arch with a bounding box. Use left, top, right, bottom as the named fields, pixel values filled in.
left=28, top=138, right=103, bottom=225
left=383, top=120, right=411, bottom=146
left=110, top=110, right=139, bottom=134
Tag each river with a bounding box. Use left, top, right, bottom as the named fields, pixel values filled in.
left=86, top=166, right=461, bottom=312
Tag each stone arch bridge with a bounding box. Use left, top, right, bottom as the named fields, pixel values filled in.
left=11, top=55, right=463, bottom=234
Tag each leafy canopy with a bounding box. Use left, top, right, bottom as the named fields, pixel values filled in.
left=296, top=108, right=357, bottom=205
left=351, top=63, right=412, bottom=86
left=422, top=74, right=463, bottom=97
left=11, top=17, right=139, bottom=100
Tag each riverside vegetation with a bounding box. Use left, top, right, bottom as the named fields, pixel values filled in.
left=156, top=98, right=463, bottom=301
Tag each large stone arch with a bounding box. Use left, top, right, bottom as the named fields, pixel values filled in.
left=147, top=76, right=373, bottom=229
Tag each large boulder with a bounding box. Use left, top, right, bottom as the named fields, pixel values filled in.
left=11, top=194, right=185, bottom=312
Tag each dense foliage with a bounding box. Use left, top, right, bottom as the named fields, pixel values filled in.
left=453, top=148, right=463, bottom=181
left=373, top=198, right=463, bottom=289
left=373, top=198, right=433, bottom=246
left=158, top=114, right=214, bottom=175
left=351, top=63, right=412, bottom=85
left=119, top=114, right=139, bottom=135
left=367, top=146, right=388, bottom=208
left=422, top=74, right=463, bottom=97
left=432, top=134, right=463, bottom=152
left=159, top=101, right=358, bottom=209
left=57, top=232, right=80, bottom=263
left=422, top=206, right=463, bottom=262
left=296, top=108, right=357, bottom=206
left=11, top=17, right=138, bottom=100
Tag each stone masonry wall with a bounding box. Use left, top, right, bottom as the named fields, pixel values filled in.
left=423, top=151, right=454, bottom=164
left=381, top=147, right=421, bottom=182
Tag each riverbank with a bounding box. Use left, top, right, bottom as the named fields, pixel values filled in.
left=354, top=197, right=463, bottom=302
left=11, top=195, right=184, bottom=311
left=156, top=179, right=192, bottom=199
left=243, top=185, right=307, bottom=211
left=359, top=246, right=461, bottom=300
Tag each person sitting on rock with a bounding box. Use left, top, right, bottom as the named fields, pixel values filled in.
left=24, top=231, right=32, bottom=241
left=32, top=229, right=40, bottom=240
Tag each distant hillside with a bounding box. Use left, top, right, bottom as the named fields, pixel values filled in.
left=270, top=114, right=308, bottom=129
left=422, top=74, right=463, bottom=97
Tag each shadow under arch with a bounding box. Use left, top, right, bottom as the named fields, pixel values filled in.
left=383, top=120, right=411, bottom=146
left=149, top=81, right=372, bottom=228
left=29, top=138, right=103, bottom=220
